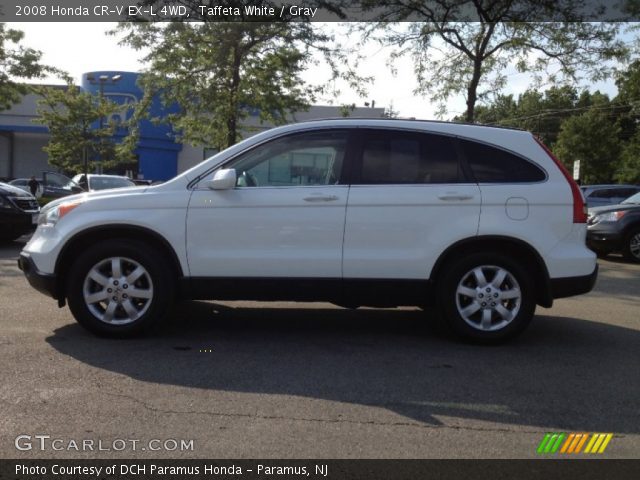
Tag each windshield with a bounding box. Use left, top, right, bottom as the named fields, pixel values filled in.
left=622, top=192, right=640, bottom=204
left=90, top=177, right=135, bottom=190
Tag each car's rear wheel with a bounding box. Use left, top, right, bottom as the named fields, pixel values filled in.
left=66, top=239, right=175, bottom=337
left=622, top=228, right=640, bottom=263
left=437, top=253, right=535, bottom=343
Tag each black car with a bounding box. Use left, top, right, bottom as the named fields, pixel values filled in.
left=0, top=182, right=40, bottom=242
left=8, top=171, right=84, bottom=199
left=587, top=191, right=640, bottom=262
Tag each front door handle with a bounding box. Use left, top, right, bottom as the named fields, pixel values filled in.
left=438, top=194, right=474, bottom=201
left=304, top=194, right=339, bottom=202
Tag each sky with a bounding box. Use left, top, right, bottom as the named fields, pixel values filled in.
left=11, top=22, right=622, bottom=120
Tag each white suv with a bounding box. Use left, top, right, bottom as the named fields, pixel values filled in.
left=19, top=119, right=597, bottom=342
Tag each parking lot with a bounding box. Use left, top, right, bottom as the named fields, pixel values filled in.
left=1, top=238, right=638, bottom=459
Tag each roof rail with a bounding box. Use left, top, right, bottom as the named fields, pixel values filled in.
left=293, top=117, right=526, bottom=131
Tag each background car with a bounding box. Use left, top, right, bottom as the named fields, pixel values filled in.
left=70, top=174, right=136, bottom=192
left=0, top=182, right=40, bottom=242
left=130, top=179, right=153, bottom=186
left=580, top=184, right=640, bottom=208
left=587, top=191, right=640, bottom=262
left=9, top=172, right=84, bottom=199
left=8, top=178, right=44, bottom=198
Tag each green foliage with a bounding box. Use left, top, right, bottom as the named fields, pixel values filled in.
left=0, top=23, right=55, bottom=111
left=339, top=103, right=356, bottom=117
left=34, top=80, right=136, bottom=174
left=116, top=16, right=365, bottom=150
left=554, top=109, right=622, bottom=184
left=616, top=131, right=640, bottom=184
left=358, top=1, right=627, bottom=122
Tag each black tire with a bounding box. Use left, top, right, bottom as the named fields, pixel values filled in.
left=622, top=228, right=640, bottom=263
left=66, top=239, right=175, bottom=337
left=436, top=252, right=536, bottom=343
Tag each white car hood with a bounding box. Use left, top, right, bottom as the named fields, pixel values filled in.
left=42, top=186, right=149, bottom=211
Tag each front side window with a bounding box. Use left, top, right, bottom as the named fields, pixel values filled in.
left=226, top=130, right=348, bottom=187
left=357, top=130, right=461, bottom=184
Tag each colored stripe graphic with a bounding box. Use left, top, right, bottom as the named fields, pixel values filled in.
left=575, top=433, right=589, bottom=453
left=538, top=433, right=613, bottom=454
left=560, top=433, right=575, bottom=453
left=537, top=433, right=552, bottom=454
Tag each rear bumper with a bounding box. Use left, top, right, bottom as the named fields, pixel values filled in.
left=550, top=264, right=598, bottom=300
left=18, top=252, right=59, bottom=300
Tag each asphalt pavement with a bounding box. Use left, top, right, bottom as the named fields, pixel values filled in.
left=1, top=238, right=638, bottom=459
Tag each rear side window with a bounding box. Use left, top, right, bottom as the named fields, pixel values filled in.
left=358, top=130, right=461, bottom=184
left=589, top=188, right=622, bottom=199
left=460, top=139, right=546, bottom=183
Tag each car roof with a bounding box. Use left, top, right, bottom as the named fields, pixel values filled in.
left=581, top=184, right=639, bottom=189
left=297, top=117, right=526, bottom=132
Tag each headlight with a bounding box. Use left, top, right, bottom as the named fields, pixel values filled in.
left=593, top=211, right=627, bottom=223
left=38, top=200, right=82, bottom=226
left=0, top=197, right=13, bottom=210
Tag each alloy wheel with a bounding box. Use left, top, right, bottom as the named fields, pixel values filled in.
left=455, top=265, right=522, bottom=332
left=82, top=256, right=154, bottom=325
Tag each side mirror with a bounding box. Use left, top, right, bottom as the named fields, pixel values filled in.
left=206, top=169, right=236, bottom=190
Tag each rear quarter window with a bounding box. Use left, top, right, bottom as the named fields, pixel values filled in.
left=459, top=138, right=546, bottom=183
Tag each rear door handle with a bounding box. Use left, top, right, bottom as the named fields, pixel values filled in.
left=438, top=194, right=474, bottom=201
left=304, top=194, right=339, bottom=202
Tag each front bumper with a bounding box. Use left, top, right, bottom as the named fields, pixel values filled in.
left=18, top=252, right=59, bottom=300
left=550, top=264, right=598, bottom=300
left=586, top=221, right=624, bottom=252
left=0, top=210, right=36, bottom=237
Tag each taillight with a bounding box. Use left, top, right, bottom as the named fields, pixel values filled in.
left=534, top=136, right=587, bottom=223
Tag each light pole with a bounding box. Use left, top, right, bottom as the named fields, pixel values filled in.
left=85, top=73, right=122, bottom=175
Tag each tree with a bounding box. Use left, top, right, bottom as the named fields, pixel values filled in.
left=554, top=107, right=621, bottom=184
left=116, top=6, right=364, bottom=150
left=359, top=0, right=626, bottom=122
left=613, top=60, right=640, bottom=183
left=34, top=80, right=136, bottom=175
left=0, top=23, right=54, bottom=110
left=616, top=131, right=640, bottom=184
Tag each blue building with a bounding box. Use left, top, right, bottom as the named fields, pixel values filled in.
left=81, top=71, right=181, bottom=181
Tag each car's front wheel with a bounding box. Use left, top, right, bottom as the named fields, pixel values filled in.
left=437, top=253, right=536, bottom=343
left=66, top=239, right=175, bottom=337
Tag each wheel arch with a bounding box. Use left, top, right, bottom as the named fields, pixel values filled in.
left=430, top=235, right=553, bottom=307
left=55, top=225, right=184, bottom=305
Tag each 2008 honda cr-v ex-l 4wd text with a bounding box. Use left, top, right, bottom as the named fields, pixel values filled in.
left=18, top=119, right=597, bottom=342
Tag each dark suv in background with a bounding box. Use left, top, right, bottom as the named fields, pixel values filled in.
left=581, top=184, right=640, bottom=208
left=0, top=182, right=40, bottom=242
left=587, top=191, right=640, bottom=262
